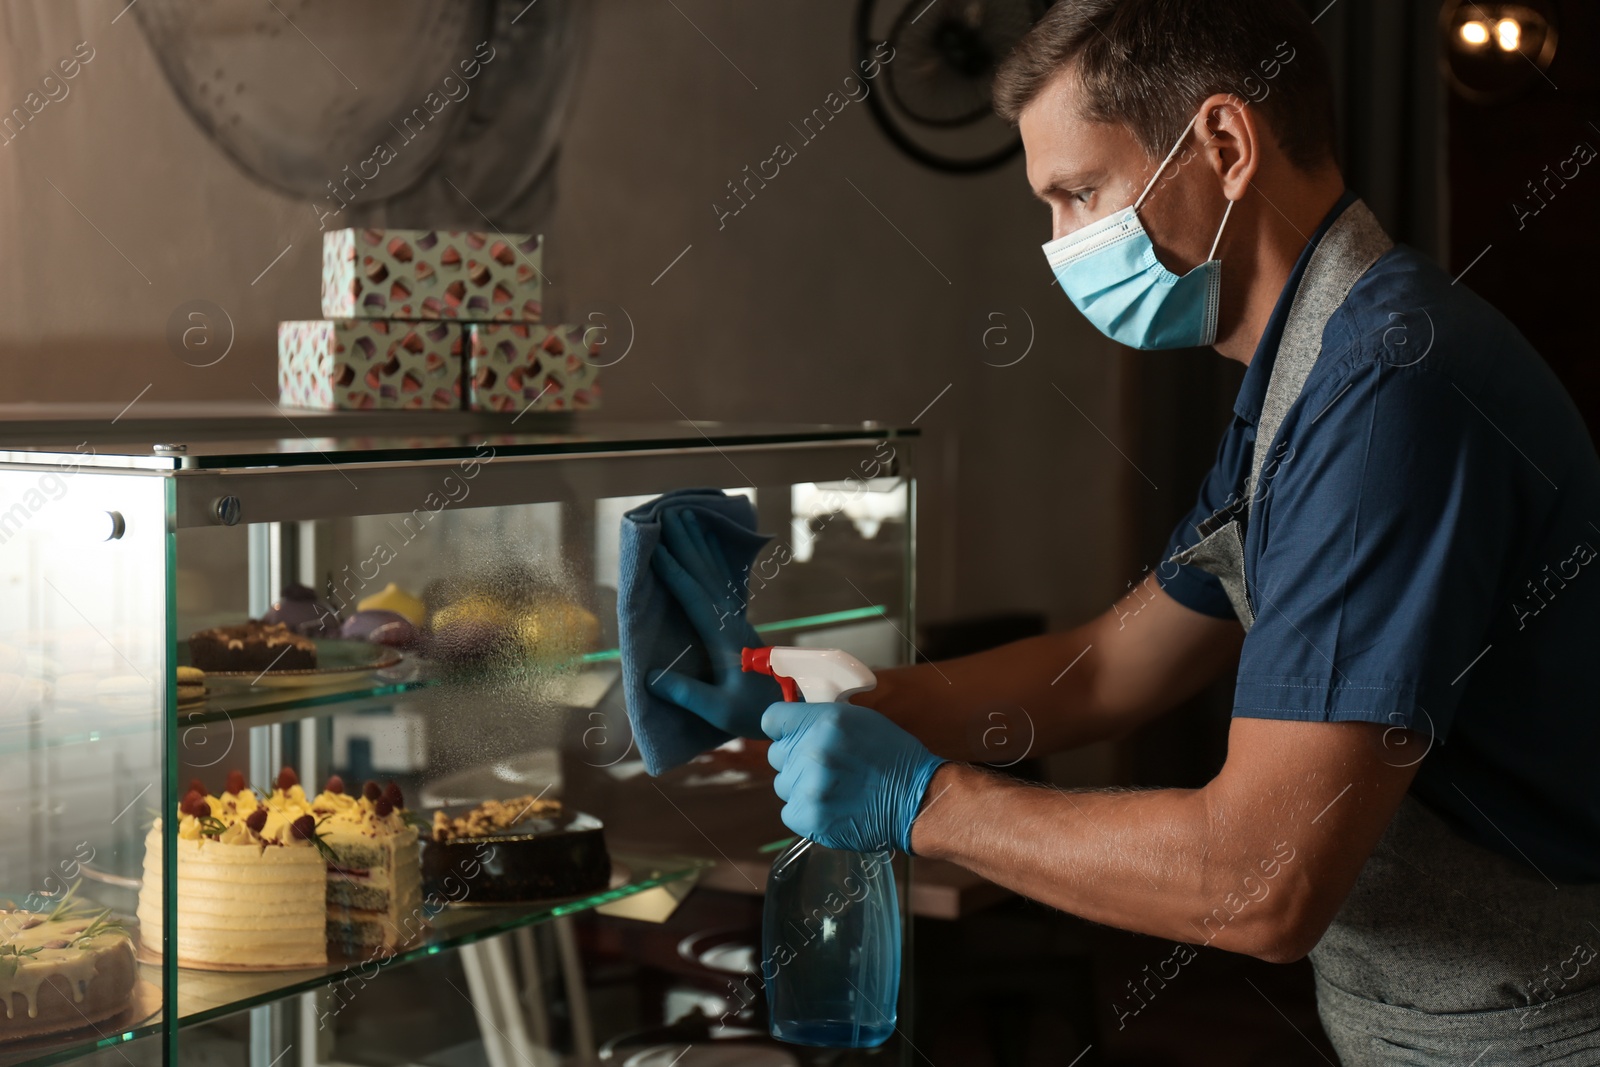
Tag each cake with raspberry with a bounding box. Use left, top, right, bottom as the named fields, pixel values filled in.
left=136, top=769, right=327, bottom=967
left=0, top=900, right=138, bottom=1039
left=311, top=777, right=424, bottom=956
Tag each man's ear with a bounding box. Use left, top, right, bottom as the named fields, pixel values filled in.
left=1197, top=93, right=1258, bottom=200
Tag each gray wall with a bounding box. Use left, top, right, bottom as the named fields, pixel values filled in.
left=1, top=0, right=1137, bottom=631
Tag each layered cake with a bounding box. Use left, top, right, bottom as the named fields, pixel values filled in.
left=137, top=770, right=327, bottom=967
left=311, top=777, right=424, bottom=955
left=423, top=796, right=610, bottom=904
left=138, top=769, right=426, bottom=967
left=188, top=622, right=317, bottom=673
left=0, top=902, right=138, bottom=1039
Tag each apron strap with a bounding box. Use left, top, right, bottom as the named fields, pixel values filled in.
left=1246, top=199, right=1394, bottom=518
left=1166, top=199, right=1393, bottom=632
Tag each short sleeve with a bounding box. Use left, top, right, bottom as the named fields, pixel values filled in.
left=1157, top=422, right=1252, bottom=621
left=1233, top=358, right=1516, bottom=738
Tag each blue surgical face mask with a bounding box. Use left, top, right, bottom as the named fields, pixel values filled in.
left=1042, top=117, right=1236, bottom=350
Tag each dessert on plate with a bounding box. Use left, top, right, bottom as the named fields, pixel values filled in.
left=261, top=583, right=340, bottom=637
left=339, top=609, right=418, bottom=648
left=356, top=583, right=426, bottom=626
left=137, top=767, right=427, bottom=967
left=136, top=769, right=327, bottom=968
left=311, top=776, right=425, bottom=955
left=188, top=622, right=318, bottom=673
left=0, top=895, right=138, bottom=1040
left=176, top=666, right=206, bottom=708
left=423, top=795, right=610, bottom=904
left=428, top=593, right=601, bottom=665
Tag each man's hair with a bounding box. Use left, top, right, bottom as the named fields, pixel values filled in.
left=993, top=0, right=1338, bottom=171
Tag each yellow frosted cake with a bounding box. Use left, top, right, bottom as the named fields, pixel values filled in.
left=138, top=769, right=425, bottom=965
left=136, top=769, right=327, bottom=968
left=0, top=900, right=138, bottom=1039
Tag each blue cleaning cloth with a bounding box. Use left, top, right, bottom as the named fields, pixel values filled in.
left=617, top=488, right=772, bottom=775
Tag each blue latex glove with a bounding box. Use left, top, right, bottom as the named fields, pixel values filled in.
left=646, top=509, right=782, bottom=738
left=763, top=700, right=947, bottom=854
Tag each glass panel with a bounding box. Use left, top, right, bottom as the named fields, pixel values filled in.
left=149, top=439, right=914, bottom=1059
left=0, top=467, right=169, bottom=1067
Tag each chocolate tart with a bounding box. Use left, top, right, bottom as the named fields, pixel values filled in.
left=188, top=622, right=317, bottom=673
left=422, top=804, right=610, bottom=905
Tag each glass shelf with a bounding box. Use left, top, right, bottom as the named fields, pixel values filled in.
left=0, top=1017, right=162, bottom=1067
left=0, top=605, right=889, bottom=757
left=0, top=419, right=915, bottom=470
left=1, top=852, right=705, bottom=1067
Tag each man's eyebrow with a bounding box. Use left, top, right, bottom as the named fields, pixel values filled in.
left=1032, top=173, right=1094, bottom=202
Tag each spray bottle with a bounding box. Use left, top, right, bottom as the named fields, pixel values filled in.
left=742, top=646, right=901, bottom=1048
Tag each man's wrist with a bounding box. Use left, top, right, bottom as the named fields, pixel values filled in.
left=908, top=761, right=977, bottom=859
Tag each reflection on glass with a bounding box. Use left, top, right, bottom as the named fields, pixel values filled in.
left=0, top=469, right=167, bottom=1061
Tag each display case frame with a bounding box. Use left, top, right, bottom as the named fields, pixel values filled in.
left=0, top=415, right=918, bottom=1067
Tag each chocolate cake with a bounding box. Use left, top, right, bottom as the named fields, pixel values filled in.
left=422, top=796, right=610, bottom=904
left=188, top=622, right=317, bottom=673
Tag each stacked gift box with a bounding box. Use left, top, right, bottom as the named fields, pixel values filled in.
left=278, top=228, right=602, bottom=413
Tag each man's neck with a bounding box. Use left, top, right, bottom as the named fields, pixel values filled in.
left=1212, top=168, right=1346, bottom=366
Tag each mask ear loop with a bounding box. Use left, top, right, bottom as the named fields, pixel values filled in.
left=1133, top=114, right=1200, bottom=213
left=1208, top=199, right=1236, bottom=261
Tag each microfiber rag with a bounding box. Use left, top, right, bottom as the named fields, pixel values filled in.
left=617, top=488, right=772, bottom=775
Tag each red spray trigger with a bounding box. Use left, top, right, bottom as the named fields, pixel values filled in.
left=742, top=646, right=801, bottom=702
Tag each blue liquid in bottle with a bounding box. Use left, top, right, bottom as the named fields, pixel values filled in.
left=762, top=839, right=901, bottom=1048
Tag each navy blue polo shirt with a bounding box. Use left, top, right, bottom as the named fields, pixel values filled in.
left=1159, top=192, right=1600, bottom=884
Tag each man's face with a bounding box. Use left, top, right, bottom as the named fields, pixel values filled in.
left=1020, top=69, right=1219, bottom=276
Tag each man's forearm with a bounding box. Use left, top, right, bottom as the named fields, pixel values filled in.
left=908, top=763, right=1312, bottom=961
left=853, top=628, right=1108, bottom=761
left=855, top=588, right=1244, bottom=762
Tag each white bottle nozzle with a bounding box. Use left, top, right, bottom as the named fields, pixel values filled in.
left=742, top=646, right=877, bottom=704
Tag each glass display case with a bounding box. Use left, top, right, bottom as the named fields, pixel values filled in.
left=0, top=418, right=916, bottom=1067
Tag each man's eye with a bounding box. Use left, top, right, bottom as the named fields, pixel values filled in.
left=1073, top=190, right=1092, bottom=205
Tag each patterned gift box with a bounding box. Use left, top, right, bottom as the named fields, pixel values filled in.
left=278, top=320, right=463, bottom=410
left=321, top=228, right=544, bottom=322
left=466, top=323, right=603, bottom=414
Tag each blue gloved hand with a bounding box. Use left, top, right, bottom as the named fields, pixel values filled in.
left=646, top=508, right=782, bottom=739
left=763, top=700, right=946, bottom=854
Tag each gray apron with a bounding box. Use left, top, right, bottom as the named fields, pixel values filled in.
left=1166, top=199, right=1600, bottom=1064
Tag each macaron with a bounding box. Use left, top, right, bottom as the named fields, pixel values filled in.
left=176, top=665, right=206, bottom=706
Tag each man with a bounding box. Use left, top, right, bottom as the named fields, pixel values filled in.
left=649, top=0, right=1600, bottom=1060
